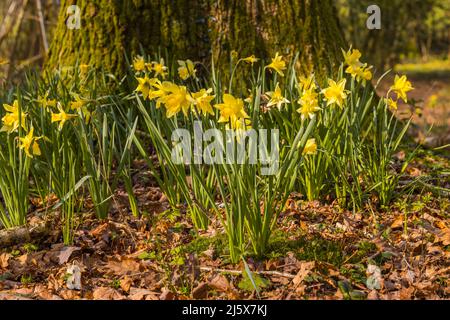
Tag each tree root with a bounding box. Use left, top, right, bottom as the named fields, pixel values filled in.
left=0, top=220, right=51, bottom=248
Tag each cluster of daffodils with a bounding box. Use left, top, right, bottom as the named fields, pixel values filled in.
left=0, top=92, right=86, bottom=158
left=134, top=57, right=252, bottom=130
left=133, top=56, right=168, bottom=78
left=385, top=75, right=414, bottom=111
left=1, top=100, right=40, bottom=157
left=342, top=48, right=373, bottom=83
left=133, top=55, right=197, bottom=81
left=341, top=47, right=414, bottom=111
left=133, top=49, right=414, bottom=158
left=294, top=74, right=348, bottom=155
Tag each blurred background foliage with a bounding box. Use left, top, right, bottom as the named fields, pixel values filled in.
left=0, top=0, right=58, bottom=82
left=336, top=0, right=450, bottom=70
left=0, top=0, right=449, bottom=81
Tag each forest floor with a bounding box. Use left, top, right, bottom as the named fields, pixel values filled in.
left=380, top=60, right=450, bottom=144
left=0, top=147, right=449, bottom=300
left=0, top=67, right=449, bottom=300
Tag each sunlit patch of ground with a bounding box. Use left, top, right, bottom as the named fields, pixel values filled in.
left=376, top=58, right=450, bottom=147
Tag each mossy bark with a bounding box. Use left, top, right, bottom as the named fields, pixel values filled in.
left=44, top=0, right=209, bottom=76
left=210, top=0, right=346, bottom=80
left=45, top=0, right=345, bottom=79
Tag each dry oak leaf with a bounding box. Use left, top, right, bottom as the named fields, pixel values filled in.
left=434, top=219, right=447, bottom=230
left=17, top=254, right=29, bottom=265
left=0, top=293, right=32, bottom=300
left=436, top=228, right=450, bottom=246
left=103, top=259, right=140, bottom=276
left=192, top=282, right=209, bottom=299
left=208, top=274, right=231, bottom=292
left=58, top=246, right=80, bottom=265
left=128, top=287, right=158, bottom=300
left=293, top=261, right=315, bottom=287
left=0, top=253, right=11, bottom=269
left=92, top=287, right=125, bottom=300
left=59, top=289, right=80, bottom=300
left=89, top=223, right=109, bottom=237
left=159, top=288, right=175, bottom=300
left=120, top=276, right=133, bottom=293
left=390, top=215, right=404, bottom=229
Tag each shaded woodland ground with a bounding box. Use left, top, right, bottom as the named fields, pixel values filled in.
left=0, top=1, right=449, bottom=301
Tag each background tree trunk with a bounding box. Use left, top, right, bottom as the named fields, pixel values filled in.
left=45, top=0, right=346, bottom=79
left=44, top=0, right=210, bottom=76
left=210, top=0, right=346, bottom=79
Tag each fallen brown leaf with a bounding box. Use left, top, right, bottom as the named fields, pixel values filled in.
left=192, top=282, right=209, bottom=299
left=208, top=274, right=231, bottom=292
left=159, top=288, right=175, bottom=300
left=103, top=259, right=140, bottom=276
left=129, top=287, right=158, bottom=300
left=92, top=287, right=125, bottom=300
left=57, top=246, right=80, bottom=265
left=0, top=253, right=11, bottom=269
left=293, top=261, right=315, bottom=286
left=390, top=215, right=404, bottom=229
left=436, top=228, right=450, bottom=246
left=120, top=276, right=133, bottom=293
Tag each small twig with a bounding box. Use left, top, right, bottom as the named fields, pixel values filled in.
left=199, top=266, right=296, bottom=279
left=35, top=0, right=48, bottom=52
left=0, top=0, right=18, bottom=44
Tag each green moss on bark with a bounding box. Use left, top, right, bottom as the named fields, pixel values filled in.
left=209, top=0, right=346, bottom=81
left=45, top=0, right=346, bottom=80
left=44, top=0, right=209, bottom=75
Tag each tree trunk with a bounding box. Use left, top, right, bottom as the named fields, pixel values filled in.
left=45, top=0, right=345, bottom=79
left=210, top=0, right=346, bottom=79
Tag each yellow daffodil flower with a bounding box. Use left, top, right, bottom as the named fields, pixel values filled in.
left=70, top=94, right=92, bottom=123
left=152, top=59, right=168, bottom=78
left=342, top=47, right=373, bottom=83
left=390, top=75, right=413, bottom=102
left=148, top=80, right=172, bottom=107
left=298, top=74, right=316, bottom=92
left=385, top=97, right=398, bottom=111
left=342, top=48, right=363, bottom=69
left=302, top=138, right=317, bottom=155
left=215, top=94, right=249, bottom=130
left=37, top=94, right=56, bottom=109
left=358, top=65, right=373, bottom=81
left=345, top=63, right=373, bottom=82
left=191, top=88, right=215, bottom=115
left=19, top=127, right=41, bottom=158
left=136, top=75, right=158, bottom=100
left=266, top=52, right=286, bottom=77
left=231, top=50, right=239, bottom=60
left=158, top=83, right=191, bottom=118
left=266, top=83, right=290, bottom=110
left=244, top=91, right=253, bottom=104
left=79, top=64, right=89, bottom=76
left=177, top=60, right=196, bottom=80
left=1, top=100, right=27, bottom=133
left=297, top=88, right=321, bottom=120
left=69, top=94, right=86, bottom=110
left=321, top=79, right=349, bottom=108
left=132, top=56, right=146, bottom=72
left=51, top=103, right=77, bottom=130
left=243, top=55, right=259, bottom=65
